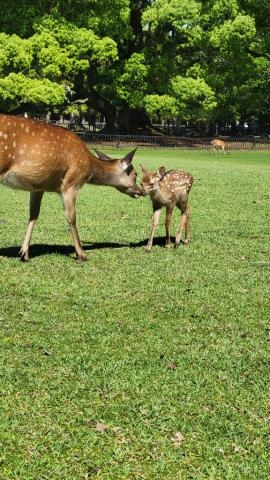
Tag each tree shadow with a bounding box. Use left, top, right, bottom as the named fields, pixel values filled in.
left=0, top=237, right=173, bottom=260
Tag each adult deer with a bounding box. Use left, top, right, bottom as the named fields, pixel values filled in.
left=0, top=114, right=141, bottom=261
left=140, top=165, right=193, bottom=252
left=210, top=138, right=228, bottom=154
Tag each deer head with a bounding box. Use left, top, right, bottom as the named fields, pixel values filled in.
left=93, top=148, right=141, bottom=198
left=140, top=165, right=166, bottom=196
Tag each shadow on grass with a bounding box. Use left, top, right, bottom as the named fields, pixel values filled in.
left=0, top=237, right=173, bottom=259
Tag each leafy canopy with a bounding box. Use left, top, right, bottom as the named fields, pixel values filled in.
left=0, top=0, right=269, bottom=130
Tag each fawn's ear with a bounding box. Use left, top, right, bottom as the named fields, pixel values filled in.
left=157, top=166, right=166, bottom=179
left=140, top=164, right=148, bottom=173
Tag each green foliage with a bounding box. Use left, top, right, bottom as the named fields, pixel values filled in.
left=0, top=33, right=32, bottom=73
left=0, top=73, right=65, bottom=110
left=209, top=14, right=256, bottom=52
left=0, top=14, right=118, bottom=113
left=116, top=54, right=148, bottom=108
left=144, top=94, right=178, bottom=122
left=142, top=0, right=201, bottom=36
left=34, top=15, right=118, bottom=67
left=203, top=0, right=240, bottom=25
left=171, top=76, right=217, bottom=120
left=0, top=0, right=269, bottom=128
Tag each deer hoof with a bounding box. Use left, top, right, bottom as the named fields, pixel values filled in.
left=76, top=251, right=88, bottom=261
left=19, top=249, right=29, bottom=261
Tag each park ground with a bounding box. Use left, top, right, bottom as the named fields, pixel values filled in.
left=0, top=149, right=269, bottom=479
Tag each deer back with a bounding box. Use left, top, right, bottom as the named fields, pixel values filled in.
left=0, top=114, right=141, bottom=197
left=141, top=165, right=193, bottom=206
left=0, top=114, right=93, bottom=191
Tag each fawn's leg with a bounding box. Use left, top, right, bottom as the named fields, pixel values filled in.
left=184, top=204, right=191, bottom=244
left=175, top=203, right=190, bottom=247
left=61, top=187, right=87, bottom=260
left=146, top=207, right=161, bottom=253
left=19, top=191, right=44, bottom=261
left=165, top=204, right=174, bottom=248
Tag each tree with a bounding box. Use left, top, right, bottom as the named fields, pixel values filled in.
left=200, top=0, right=270, bottom=130
left=0, top=15, right=118, bottom=118
left=0, top=0, right=269, bottom=133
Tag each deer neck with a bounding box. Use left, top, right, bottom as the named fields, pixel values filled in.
left=88, top=156, right=119, bottom=187
left=150, top=182, right=173, bottom=205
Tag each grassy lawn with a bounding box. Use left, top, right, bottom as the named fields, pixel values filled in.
left=0, top=148, right=269, bottom=479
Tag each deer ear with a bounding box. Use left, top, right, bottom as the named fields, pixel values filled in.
left=121, top=148, right=137, bottom=169
left=157, top=166, right=166, bottom=179
left=93, top=148, right=112, bottom=161
left=140, top=164, right=147, bottom=173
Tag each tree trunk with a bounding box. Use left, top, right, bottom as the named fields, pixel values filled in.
left=116, top=107, right=149, bottom=134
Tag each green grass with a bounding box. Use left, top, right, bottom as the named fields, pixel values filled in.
left=0, top=149, right=269, bottom=479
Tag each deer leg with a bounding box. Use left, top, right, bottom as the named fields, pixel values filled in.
left=175, top=204, right=190, bottom=247
left=146, top=207, right=161, bottom=253
left=61, top=188, right=87, bottom=261
left=165, top=205, right=173, bottom=248
left=19, top=191, right=44, bottom=261
left=184, top=204, right=191, bottom=244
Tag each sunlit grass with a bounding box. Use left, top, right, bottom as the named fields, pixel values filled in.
left=0, top=149, right=269, bottom=479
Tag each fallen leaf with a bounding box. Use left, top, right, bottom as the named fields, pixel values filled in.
left=167, top=361, right=177, bottom=370
left=232, top=443, right=247, bottom=453
left=111, top=426, right=121, bottom=433
left=171, top=431, right=184, bottom=446
left=95, top=422, right=107, bottom=433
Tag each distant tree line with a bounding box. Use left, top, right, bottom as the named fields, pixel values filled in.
left=0, top=0, right=269, bottom=134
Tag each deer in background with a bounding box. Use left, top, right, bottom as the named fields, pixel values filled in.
left=210, top=138, right=229, bottom=154
left=140, top=165, right=194, bottom=252
left=0, top=114, right=141, bottom=261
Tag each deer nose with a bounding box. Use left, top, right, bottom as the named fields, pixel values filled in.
left=130, top=185, right=142, bottom=197
left=140, top=190, right=148, bottom=197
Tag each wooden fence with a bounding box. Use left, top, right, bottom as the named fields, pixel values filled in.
left=76, top=132, right=270, bottom=151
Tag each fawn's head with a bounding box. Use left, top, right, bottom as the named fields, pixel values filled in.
left=140, top=165, right=165, bottom=196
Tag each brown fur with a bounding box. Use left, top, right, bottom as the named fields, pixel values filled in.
left=210, top=139, right=228, bottom=154
left=140, top=165, right=193, bottom=252
left=0, top=114, right=141, bottom=260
